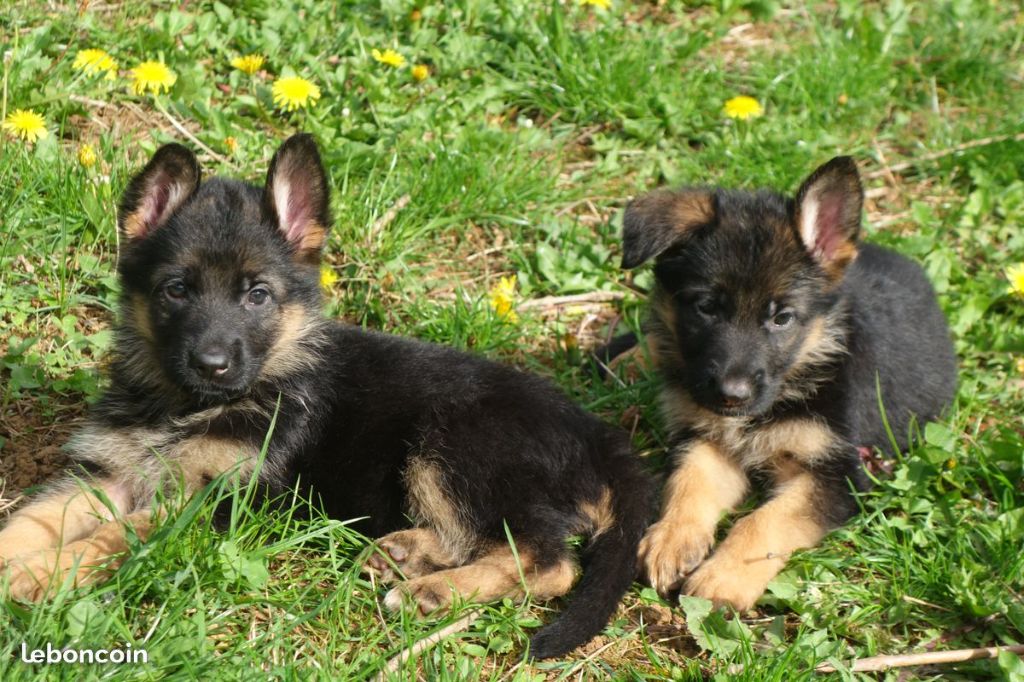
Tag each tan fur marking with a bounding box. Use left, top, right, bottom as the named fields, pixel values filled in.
left=122, top=212, right=147, bottom=240
left=734, top=418, right=836, bottom=470
left=579, top=486, right=616, bottom=537
left=167, top=435, right=259, bottom=494
left=3, top=510, right=154, bottom=601
left=1, top=431, right=256, bottom=599
left=0, top=478, right=131, bottom=565
left=656, top=387, right=835, bottom=470
left=651, top=290, right=679, bottom=352
left=129, top=293, right=155, bottom=343
left=68, top=426, right=258, bottom=500
left=822, top=241, right=858, bottom=281
left=784, top=314, right=848, bottom=399
left=364, top=528, right=458, bottom=584
left=404, top=459, right=475, bottom=565
left=684, top=471, right=827, bottom=610
left=383, top=545, right=576, bottom=615
left=669, top=191, right=715, bottom=232
left=639, top=441, right=749, bottom=595
left=260, top=305, right=325, bottom=380
left=298, top=221, right=327, bottom=254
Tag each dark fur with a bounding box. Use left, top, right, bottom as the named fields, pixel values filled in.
left=0, top=135, right=651, bottom=659
left=623, top=157, right=957, bottom=607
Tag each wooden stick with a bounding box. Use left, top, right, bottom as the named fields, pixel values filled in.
left=816, top=644, right=1024, bottom=673
left=864, top=132, right=1024, bottom=180
left=157, top=105, right=238, bottom=170
left=518, top=291, right=626, bottom=310
left=374, top=608, right=484, bottom=681
left=368, top=194, right=411, bottom=245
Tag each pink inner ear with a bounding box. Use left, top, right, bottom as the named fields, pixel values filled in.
left=284, top=192, right=311, bottom=243
left=140, top=181, right=171, bottom=236
left=814, top=191, right=845, bottom=259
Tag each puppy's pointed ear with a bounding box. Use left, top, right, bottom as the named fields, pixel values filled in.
left=118, top=144, right=200, bottom=240
left=794, top=156, right=862, bottom=279
left=621, top=189, right=715, bottom=268
left=264, top=134, right=331, bottom=263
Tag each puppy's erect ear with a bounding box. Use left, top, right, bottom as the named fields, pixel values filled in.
left=263, top=133, right=331, bottom=263
left=118, top=144, right=200, bottom=240
left=621, top=189, right=715, bottom=269
left=794, top=156, right=862, bottom=279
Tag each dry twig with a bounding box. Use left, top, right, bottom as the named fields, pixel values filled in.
left=865, top=132, right=1024, bottom=180
left=368, top=194, right=412, bottom=246
left=374, top=608, right=484, bottom=681
left=518, top=291, right=626, bottom=311
left=157, top=106, right=238, bottom=170
left=816, top=644, right=1024, bottom=673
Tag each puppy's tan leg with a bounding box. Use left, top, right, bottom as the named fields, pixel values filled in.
left=364, top=528, right=459, bottom=584
left=0, top=477, right=131, bottom=565
left=639, top=441, right=748, bottom=595
left=383, top=545, right=576, bottom=615
left=3, top=509, right=154, bottom=602
left=685, top=470, right=826, bottom=611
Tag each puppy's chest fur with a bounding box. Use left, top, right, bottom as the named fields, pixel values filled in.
left=659, top=386, right=837, bottom=472
left=69, top=400, right=276, bottom=506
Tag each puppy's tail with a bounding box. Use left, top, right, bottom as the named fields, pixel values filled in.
left=528, top=447, right=652, bottom=660
left=587, top=331, right=639, bottom=380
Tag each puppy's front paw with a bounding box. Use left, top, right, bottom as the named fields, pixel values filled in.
left=683, top=547, right=773, bottom=612
left=2, top=553, right=56, bottom=602
left=383, top=574, right=454, bottom=616
left=638, top=520, right=715, bottom=597
left=2, top=537, right=125, bottom=602
left=363, top=528, right=456, bottom=584
left=3, top=551, right=103, bottom=602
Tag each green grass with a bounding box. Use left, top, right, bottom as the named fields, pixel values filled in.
left=2, top=0, right=1023, bottom=679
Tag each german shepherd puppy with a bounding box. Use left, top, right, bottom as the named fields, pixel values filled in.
left=622, top=157, right=956, bottom=610
left=0, top=134, right=651, bottom=659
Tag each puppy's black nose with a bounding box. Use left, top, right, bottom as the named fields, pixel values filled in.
left=191, top=348, right=230, bottom=379
left=719, top=376, right=753, bottom=404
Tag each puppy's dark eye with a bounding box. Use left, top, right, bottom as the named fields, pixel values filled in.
left=246, top=286, right=271, bottom=307
left=164, top=280, right=187, bottom=301
left=694, top=298, right=718, bottom=317
left=770, top=310, right=795, bottom=329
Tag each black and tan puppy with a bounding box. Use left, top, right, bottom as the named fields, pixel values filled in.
left=0, top=134, right=651, bottom=659
left=622, top=157, right=956, bottom=610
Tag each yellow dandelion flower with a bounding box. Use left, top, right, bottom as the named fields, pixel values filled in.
left=272, top=75, right=321, bottom=112
left=411, top=64, right=429, bottom=82
left=78, top=143, right=98, bottom=168
left=1006, top=263, right=1024, bottom=297
left=224, top=136, right=238, bottom=154
left=1015, top=356, right=1024, bottom=374
left=320, top=264, right=339, bottom=291
left=488, top=275, right=519, bottom=322
left=723, top=95, right=764, bottom=120
left=410, top=9, right=422, bottom=21
left=2, top=109, right=48, bottom=143
left=73, top=49, right=118, bottom=79
left=231, top=54, right=265, bottom=75
left=372, top=48, right=406, bottom=68
left=131, top=61, right=177, bottom=95
left=579, top=0, right=611, bottom=9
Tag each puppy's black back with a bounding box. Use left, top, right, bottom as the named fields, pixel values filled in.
left=831, top=243, right=957, bottom=451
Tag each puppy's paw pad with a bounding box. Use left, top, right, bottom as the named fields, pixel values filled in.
left=684, top=560, right=762, bottom=612
left=383, top=576, right=453, bottom=616
left=638, top=521, right=714, bottom=597
left=365, top=529, right=453, bottom=583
